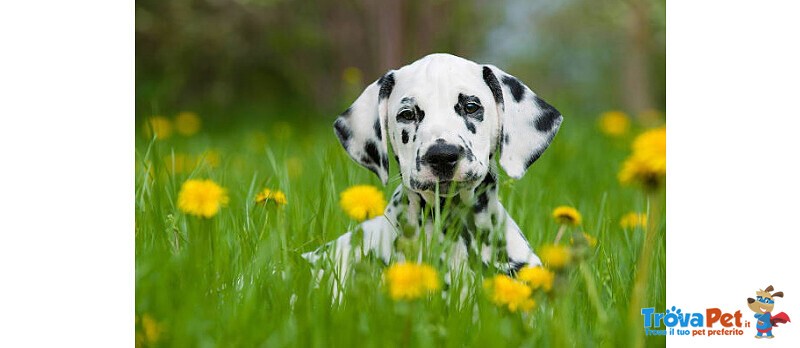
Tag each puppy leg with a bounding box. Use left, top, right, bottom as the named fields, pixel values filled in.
left=302, top=217, right=398, bottom=290
left=498, top=204, right=542, bottom=273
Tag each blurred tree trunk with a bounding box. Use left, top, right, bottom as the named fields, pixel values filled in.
left=621, top=0, right=653, bottom=118
left=375, top=0, right=405, bottom=70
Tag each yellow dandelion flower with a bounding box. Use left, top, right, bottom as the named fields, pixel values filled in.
left=552, top=206, right=582, bottom=226
left=539, top=244, right=571, bottom=269
left=598, top=110, right=630, bottom=137
left=618, top=153, right=664, bottom=188
left=384, top=262, right=441, bottom=300
left=177, top=179, right=229, bottom=218
left=255, top=188, right=287, bottom=206
left=174, top=111, right=201, bottom=136
left=632, top=127, right=666, bottom=173
left=517, top=266, right=555, bottom=292
left=620, top=212, right=648, bottom=229
left=143, top=116, right=172, bottom=140
left=483, top=274, right=536, bottom=312
left=140, top=314, right=163, bottom=344
left=339, top=185, right=386, bottom=221
left=619, top=127, right=666, bottom=188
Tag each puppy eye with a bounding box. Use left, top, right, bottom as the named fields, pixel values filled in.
left=398, top=109, right=415, bottom=122
left=465, top=102, right=481, bottom=114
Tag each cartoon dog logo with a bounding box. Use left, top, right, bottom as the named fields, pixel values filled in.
left=747, top=285, right=791, bottom=338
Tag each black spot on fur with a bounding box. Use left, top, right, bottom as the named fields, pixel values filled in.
left=362, top=162, right=381, bottom=178
left=507, top=261, right=527, bottom=276
left=524, top=148, right=545, bottom=169
left=381, top=155, right=389, bottom=172
left=410, top=178, right=435, bottom=191
left=415, top=148, right=421, bottom=171
left=340, top=107, right=352, bottom=118
left=464, top=120, right=476, bottom=134
left=483, top=66, right=504, bottom=107
left=533, top=96, right=561, bottom=132
left=460, top=231, right=473, bottom=251
left=485, top=171, right=497, bottom=185
left=464, top=170, right=481, bottom=182
left=373, top=119, right=382, bottom=140
left=333, top=118, right=351, bottom=145
left=378, top=72, right=395, bottom=100
left=364, top=140, right=381, bottom=167
left=474, top=191, right=489, bottom=213
left=503, top=132, right=509, bottom=144
left=394, top=155, right=399, bottom=164
left=501, top=75, right=525, bottom=103
left=463, top=144, right=475, bottom=162
left=401, top=130, right=409, bottom=144
left=414, top=105, right=425, bottom=122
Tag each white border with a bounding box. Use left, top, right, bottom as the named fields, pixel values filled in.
left=0, top=1, right=134, bottom=346
left=668, top=1, right=800, bottom=346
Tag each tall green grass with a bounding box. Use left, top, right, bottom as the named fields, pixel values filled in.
left=135, top=114, right=665, bottom=347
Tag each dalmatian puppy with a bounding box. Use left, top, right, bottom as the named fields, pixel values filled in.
left=303, top=53, right=562, bottom=287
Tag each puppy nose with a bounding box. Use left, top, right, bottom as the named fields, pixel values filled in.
left=423, top=143, right=463, bottom=166
left=747, top=298, right=755, bottom=304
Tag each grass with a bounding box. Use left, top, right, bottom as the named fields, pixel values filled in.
left=135, top=112, right=665, bottom=347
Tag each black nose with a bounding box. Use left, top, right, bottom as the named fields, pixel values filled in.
left=747, top=298, right=755, bottom=304
left=423, top=143, right=463, bottom=178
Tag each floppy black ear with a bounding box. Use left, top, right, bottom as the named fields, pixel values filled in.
left=333, top=71, right=394, bottom=184
left=483, top=65, right=563, bottom=179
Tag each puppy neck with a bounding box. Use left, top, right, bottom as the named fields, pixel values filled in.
left=390, top=169, right=501, bottom=233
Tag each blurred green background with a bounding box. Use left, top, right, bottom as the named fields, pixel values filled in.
left=136, top=0, right=665, bottom=127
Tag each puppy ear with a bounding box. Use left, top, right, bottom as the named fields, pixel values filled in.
left=765, top=285, right=774, bottom=292
left=482, top=65, right=563, bottom=179
left=333, top=71, right=395, bottom=184
left=772, top=291, right=784, bottom=298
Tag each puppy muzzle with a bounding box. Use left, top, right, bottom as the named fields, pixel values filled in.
left=422, top=143, right=464, bottom=179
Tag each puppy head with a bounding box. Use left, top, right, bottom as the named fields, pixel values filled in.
left=333, top=53, right=563, bottom=195
left=747, top=285, right=783, bottom=314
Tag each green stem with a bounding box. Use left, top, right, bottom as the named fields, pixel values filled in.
left=628, top=191, right=662, bottom=348
left=579, top=262, right=608, bottom=324
left=554, top=224, right=567, bottom=244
